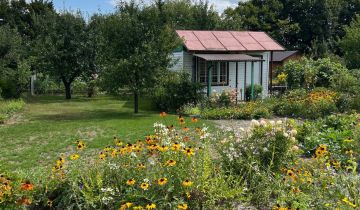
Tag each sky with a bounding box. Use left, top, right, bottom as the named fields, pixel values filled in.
left=50, top=0, right=240, bottom=16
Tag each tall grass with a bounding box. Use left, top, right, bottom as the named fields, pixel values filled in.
left=0, top=99, right=25, bottom=123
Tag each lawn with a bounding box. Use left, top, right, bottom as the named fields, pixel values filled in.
left=0, top=95, right=205, bottom=175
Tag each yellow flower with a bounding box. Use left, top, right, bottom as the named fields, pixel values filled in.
left=177, top=203, right=188, bottom=210
left=120, top=202, right=133, bottom=210
left=47, top=200, right=53, bottom=207
left=146, top=203, right=156, bottom=210
left=104, top=146, right=111, bottom=152
left=111, top=149, right=118, bottom=158
left=147, top=144, right=158, bottom=151
left=69, top=154, right=79, bottom=160
left=158, top=145, right=168, bottom=152
left=186, top=192, right=191, bottom=198
left=165, top=159, right=176, bottom=167
left=157, top=178, right=168, bottom=186
left=126, top=179, right=136, bottom=186
left=137, top=163, right=146, bottom=169
left=76, top=141, right=85, bottom=150
left=182, top=180, right=193, bottom=187
left=114, top=138, right=123, bottom=146
left=171, top=143, right=181, bottom=151
left=178, top=116, right=185, bottom=125
left=140, top=183, right=149, bottom=190
left=183, top=147, right=194, bottom=156
left=133, top=206, right=143, bottom=210
left=99, top=152, right=106, bottom=160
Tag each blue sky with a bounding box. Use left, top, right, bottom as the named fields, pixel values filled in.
left=50, top=0, right=240, bottom=16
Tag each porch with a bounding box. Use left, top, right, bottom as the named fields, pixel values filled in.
left=192, top=54, right=265, bottom=101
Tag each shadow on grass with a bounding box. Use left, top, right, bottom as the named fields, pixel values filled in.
left=30, top=109, right=156, bottom=122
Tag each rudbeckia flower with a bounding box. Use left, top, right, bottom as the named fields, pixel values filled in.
left=120, top=202, right=133, bottom=210
left=171, top=143, right=181, bottom=151
left=146, top=203, right=156, bottom=209
left=177, top=203, right=188, bottom=210
left=182, top=127, right=190, bottom=132
left=137, top=163, right=146, bottom=169
left=183, top=147, right=194, bottom=156
left=191, top=117, right=198, bottom=123
left=160, top=112, right=167, bottom=117
left=133, top=206, right=143, bottom=210
left=140, top=183, right=149, bottom=190
left=126, top=179, right=136, bottom=186
left=157, top=178, right=168, bottom=186
left=158, top=145, right=168, bottom=152
left=183, top=136, right=190, bottom=142
left=182, top=180, right=193, bottom=187
left=99, top=152, right=106, bottom=160
left=165, top=159, right=176, bottom=167
left=76, top=141, right=85, bottom=150
left=69, top=154, right=79, bottom=160
left=20, top=181, right=34, bottom=191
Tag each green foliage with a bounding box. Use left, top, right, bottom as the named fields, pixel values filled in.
left=340, top=15, right=360, bottom=69
left=207, top=89, right=237, bottom=108
left=274, top=88, right=339, bottom=119
left=0, top=99, right=25, bottom=123
left=100, top=2, right=180, bottom=113
left=34, top=12, right=95, bottom=99
left=201, top=102, right=272, bottom=120
left=245, top=84, right=263, bottom=101
left=0, top=25, right=31, bottom=99
left=215, top=119, right=298, bottom=207
left=152, top=72, right=204, bottom=112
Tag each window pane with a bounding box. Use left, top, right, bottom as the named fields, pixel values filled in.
left=219, top=62, right=227, bottom=83
left=198, top=59, right=206, bottom=83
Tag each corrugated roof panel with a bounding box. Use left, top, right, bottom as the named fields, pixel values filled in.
left=193, top=31, right=226, bottom=50
left=177, top=30, right=198, bottom=41
left=259, top=42, right=284, bottom=51
left=194, top=54, right=263, bottom=61
left=176, top=30, right=284, bottom=52
left=184, top=40, right=206, bottom=51
left=249, top=32, right=273, bottom=42
left=212, top=31, right=246, bottom=51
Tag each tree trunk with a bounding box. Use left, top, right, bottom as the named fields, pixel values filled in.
left=64, top=82, right=72, bottom=100
left=134, top=92, right=139, bottom=114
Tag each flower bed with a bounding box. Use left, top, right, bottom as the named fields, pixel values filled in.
left=1, top=114, right=359, bottom=209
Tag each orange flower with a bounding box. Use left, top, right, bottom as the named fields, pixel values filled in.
left=160, top=112, right=167, bottom=117
left=20, top=182, right=34, bottom=191
left=165, top=159, right=177, bottom=167
left=17, top=197, right=32, bottom=206
left=178, top=117, right=185, bottom=125
left=182, top=127, right=190, bottom=132
left=183, top=136, right=190, bottom=142
left=191, top=117, right=198, bottom=123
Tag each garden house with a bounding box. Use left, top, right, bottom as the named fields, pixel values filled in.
left=171, top=30, right=285, bottom=100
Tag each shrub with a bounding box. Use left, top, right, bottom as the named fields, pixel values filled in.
left=274, top=88, right=338, bottom=119
left=178, top=103, right=201, bottom=116
left=245, top=84, right=263, bottom=101
left=201, top=102, right=272, bottom=120
left=152, top=72, right=204, bottom=112
left=279, top=58, right=350, bottom=90
left=207, top=89, right=237, bottom=107
left=215, top=119, right=299, bottom=206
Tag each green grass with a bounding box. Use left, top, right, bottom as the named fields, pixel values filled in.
left=0, top=95, right=208, bottom=175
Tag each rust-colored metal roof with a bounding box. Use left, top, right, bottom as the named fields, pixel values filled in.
left=176, top=30, right=285, bottom=52
left=194, top=54, right=263, bottom=61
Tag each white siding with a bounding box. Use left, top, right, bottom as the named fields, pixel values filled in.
left=170, top=52, right=184, bottom=71
left=183, top=51, right=193, bottom=75
left=171, top=51, right=271, bottom=100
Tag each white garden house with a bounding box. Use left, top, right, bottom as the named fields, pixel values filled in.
left=171, top=30, right=285, bottom=100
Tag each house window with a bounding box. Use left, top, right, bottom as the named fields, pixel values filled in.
left=197, top=58, right=228, bottom=86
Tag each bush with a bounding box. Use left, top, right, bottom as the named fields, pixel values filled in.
left=178, top=103, right=201, bottom=116
left=245, top=84, right=263, bottom=101
left=201, top=102, right=272, bottom=120
left=274, top=88, right=338, bottom=119
left=207, top=89, right=237, bottom=108
left=153, top=72, right=204, bottom=112
left=215, top=119, right=299, bottom=206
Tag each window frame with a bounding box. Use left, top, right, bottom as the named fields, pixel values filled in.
left=196, top=58, right=229, bottom=86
